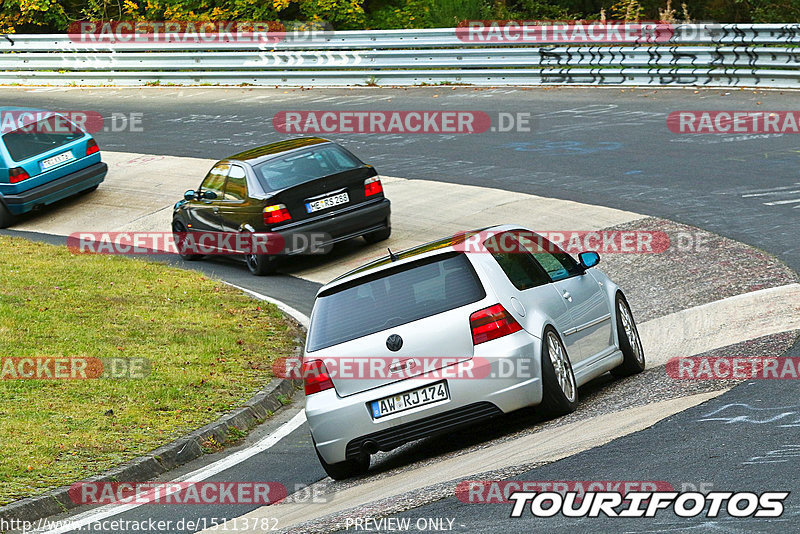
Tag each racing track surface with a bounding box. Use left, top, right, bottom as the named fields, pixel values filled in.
left=2, top=86, right=799, bottom=533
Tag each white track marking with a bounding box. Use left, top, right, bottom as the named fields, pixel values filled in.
left=13, top=151, right=798, bottom=532
left=742, top=189, right=800, bottom=197
left=197, top=283, right=800, bottom=532
left=33, top=411, right=307, bottom=534
left=739, top=183, right=800, bottom=195
left=764, top=198, right=800, bottom=205
left=292, top=175, right=643, bottom=284
left=740, top=183, right=800, bottom=208
left=10, top=150, right=645, bottom=285
left=31, top=280, right=310, bottom=533
left=199, top=392, right=725, bottom=532
left=640, top=283, right=800, bottom=368
left=225, top=282, right=310, bottom=328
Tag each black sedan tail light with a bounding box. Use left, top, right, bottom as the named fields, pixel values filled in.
left=364, top=176, right=383, bottom=197
left=264, top=204, right=291, bottom=225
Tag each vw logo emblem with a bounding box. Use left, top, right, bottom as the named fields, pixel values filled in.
left=386, top=334, right=403, bottom=352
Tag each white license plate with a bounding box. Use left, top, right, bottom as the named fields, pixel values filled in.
left=370, top=382, right=448, bottom=419
left=40, top=151, right=75, bottom=170
left=306, top=192, right=349, bottom=213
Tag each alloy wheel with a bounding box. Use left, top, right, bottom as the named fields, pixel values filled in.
left=547, top=331, right=576, bottom=402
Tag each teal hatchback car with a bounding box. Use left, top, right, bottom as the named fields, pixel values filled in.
left=0, top=107, right=108, bottom=228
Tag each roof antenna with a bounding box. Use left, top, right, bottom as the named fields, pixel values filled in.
left=388, top=247, right=398, bottom=262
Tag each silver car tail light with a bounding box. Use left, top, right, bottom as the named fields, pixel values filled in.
left=469, top=303, right=522, bottom=345
left=303, top=359, right=334, bottom=395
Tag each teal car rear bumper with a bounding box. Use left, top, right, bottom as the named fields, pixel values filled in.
left=1, top=162, right=107, bottom=215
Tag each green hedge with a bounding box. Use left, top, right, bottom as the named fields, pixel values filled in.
left=2, top=0, right=799, bottom=33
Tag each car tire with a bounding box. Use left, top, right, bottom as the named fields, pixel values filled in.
left=0, top=203, right=15, bottom=229
left=172, top=221, right=203, bottom=261
left=245, top=252, right=278, bottom=276
left=610, top=294, right=646, bottom=377
left=314, top=440, right=370, bottom=481
left=538, top=327, right=579, bottom=417
left=363, top=226, right=391, bottom=244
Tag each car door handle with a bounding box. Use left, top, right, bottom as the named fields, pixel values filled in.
left=562, top=291, right=572, bottom=302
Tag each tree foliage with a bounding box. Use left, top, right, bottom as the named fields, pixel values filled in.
left=1, top=0, right=799, bottom=32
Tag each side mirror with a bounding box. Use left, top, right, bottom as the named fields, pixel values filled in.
left=578, top=251, right=600, bottom=269
left=201, top=190, right=218, bottom=200
left=183, top=190, right=196, bottom=201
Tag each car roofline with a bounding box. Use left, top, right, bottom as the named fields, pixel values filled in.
left=216, top=146, right=358, bottom=198
left=226, top=137, right=333, bottom=166
left=318, top=224, right=519, bottom=294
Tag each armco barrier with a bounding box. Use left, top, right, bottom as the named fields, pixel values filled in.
left=0, top=24, right=798, bottom=87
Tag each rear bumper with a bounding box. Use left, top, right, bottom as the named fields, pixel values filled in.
left=275, top=197, right=391, bottom=254
left=345, top=402, right=503, bottom=460
left=306, top=330, right=543, bottom=464
left=1, top=162, right=107, bottom=215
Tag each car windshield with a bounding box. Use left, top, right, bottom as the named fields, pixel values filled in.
left=307, top=253, right=485, bottom=351
left=252, top=144, right=363, bottom=192
left=2, top=115, right=84, bottom=161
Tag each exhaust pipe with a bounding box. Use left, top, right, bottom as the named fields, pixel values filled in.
left=361, top=440, right=379, bottom=455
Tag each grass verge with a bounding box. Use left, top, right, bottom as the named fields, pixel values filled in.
left=0, top=236, right=301, bottom=505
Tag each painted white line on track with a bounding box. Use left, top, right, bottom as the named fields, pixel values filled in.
left=32, top=411, right=307, bottom=534
left=195, top=283, right=800, bottom=532
left=224, top=282, right=311, bottom=328
left=200, top=391, right=726, bottom=532
left=742, top=189, right=800, bottom=197
left=19, top=240, right=799, bottom=532
left=11, top=150, right=795, bottom=531
left=640, top=283, right=800, bottom=368
left=28, top=273, right=311, bottom=533
left=765, top=198, right=800, bottom=205
left=740, top=183, right=800, bottom=195
left=9, top=150, right=644, bottom=285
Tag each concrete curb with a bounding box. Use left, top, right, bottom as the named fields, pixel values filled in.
left=0, top=320, right=306, bottom=525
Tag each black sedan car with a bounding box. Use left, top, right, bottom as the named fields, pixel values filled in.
left=172, top=138, right=391, bottom=275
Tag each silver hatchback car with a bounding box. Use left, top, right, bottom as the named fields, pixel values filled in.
left=303, top=225, right=645, bottom=479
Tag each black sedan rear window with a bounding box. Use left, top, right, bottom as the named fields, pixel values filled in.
left=253, top=144, right=363, bottom=192
left=2, top=116, right=84, bottom=161
left=307, top=253, right=485, bottom=351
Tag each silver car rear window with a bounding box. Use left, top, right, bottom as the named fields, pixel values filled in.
left=307, top=253, right=485, bottom=351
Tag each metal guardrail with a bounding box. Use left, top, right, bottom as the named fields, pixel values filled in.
left=0, top=24, right=798, bottom=87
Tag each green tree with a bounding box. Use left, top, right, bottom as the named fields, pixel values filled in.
left=274, top=0, right=367, bottom=28
left=0, top=0, right=68, bottom=32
